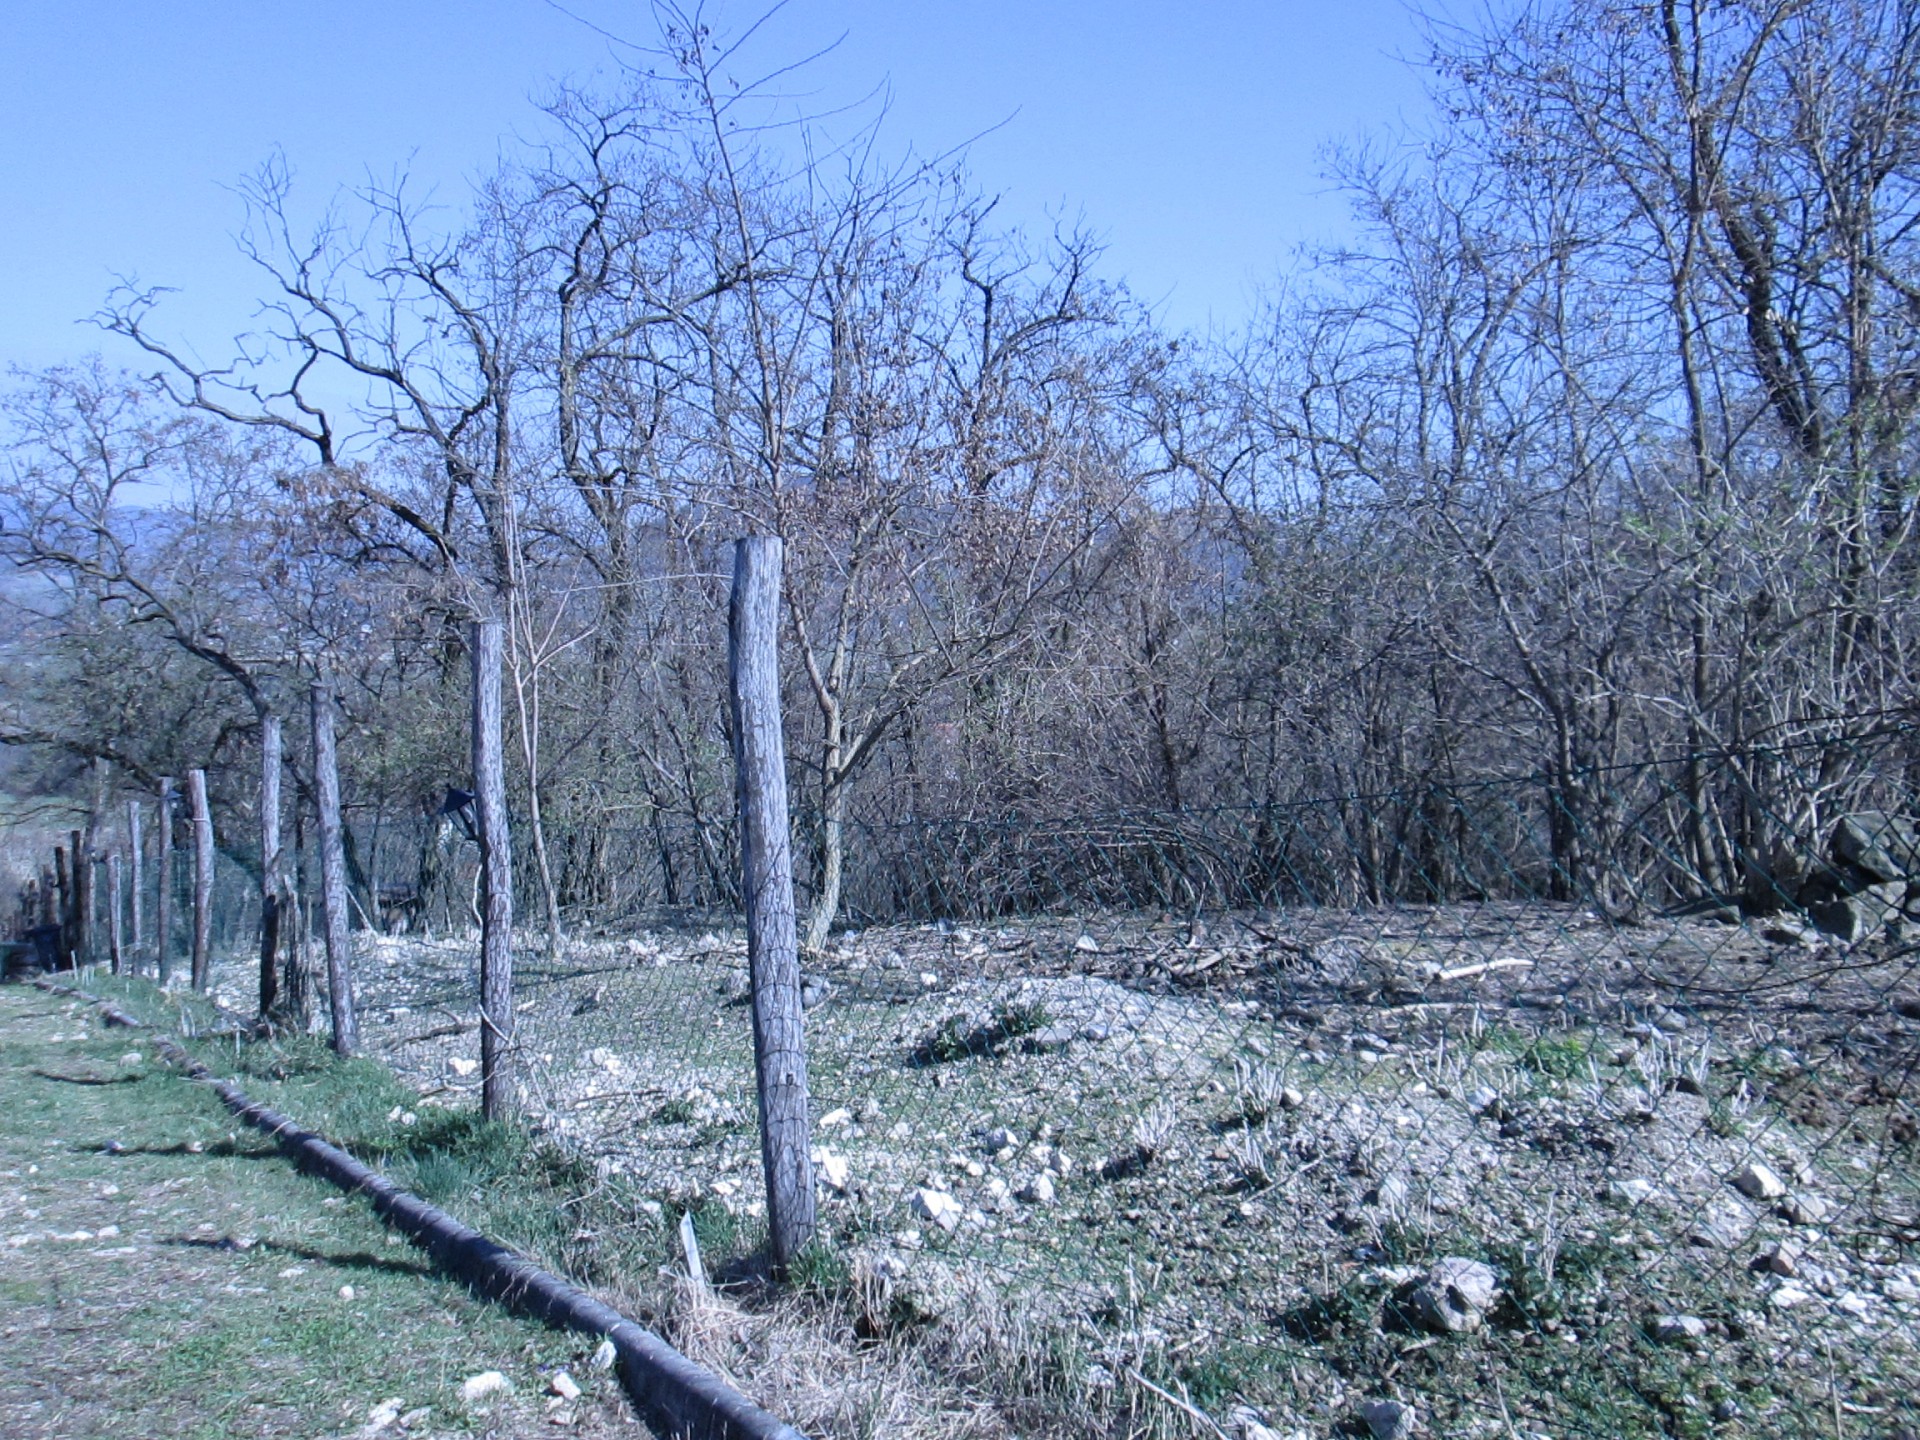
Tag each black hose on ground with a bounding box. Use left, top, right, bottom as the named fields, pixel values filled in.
left=32, top=980, right=808, bottom=1440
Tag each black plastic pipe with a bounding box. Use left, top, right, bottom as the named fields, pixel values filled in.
left=34, top=981, right=807, bottom=1440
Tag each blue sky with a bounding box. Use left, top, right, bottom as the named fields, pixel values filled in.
left=0, top=1, right=1444, bottom=372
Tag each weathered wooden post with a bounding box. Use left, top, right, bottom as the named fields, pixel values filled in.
left=312, top=684, right=359, bottom=1055
left=156, top=777, right=175, bottom=983
left=727, top=536, right=816, bottom=1271
left=472, top=617, right=515, bottom=1121
left=259, top=715, right=283, bottom=1018
left=127, top=797, right=143, bottom=969
left=69, top=829, right=91, bottom=967
left=188, top=770, right=214, bottom=991
left=107, top=853, right=124, bottom=974
left=53, top=844, right=72, bottom=968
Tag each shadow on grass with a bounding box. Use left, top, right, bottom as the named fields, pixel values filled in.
left=161, top=1235, right=435, bottom=1278
left=32, top=1069, right=143, bottom=1086
left=72, top=1138, right=280, bottom=1160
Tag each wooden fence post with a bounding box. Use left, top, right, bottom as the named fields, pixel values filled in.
left=53, top=844, right=72, bottom=969
left=727, top=536, right=816, bottom=1271
left=108, top=853, right=124, bottom=974
left=312, top=684, right=359, bottom=1055
left=70, top=829, right=91, bottom=967
left=259, top=714, right=283, bottom=1018
left=127, top=797, right=143, bottom=970
left=156, top=777, right=175, bottom=984
left=188, top=770, right=213, bottom=991
left=472, top=618, right=515, bottom=1121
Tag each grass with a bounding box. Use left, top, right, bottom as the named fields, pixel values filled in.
left=0, top=982, right=634, bottom=1439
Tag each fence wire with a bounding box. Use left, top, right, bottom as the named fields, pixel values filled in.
left=47, top=726, right=1920, bottom=1438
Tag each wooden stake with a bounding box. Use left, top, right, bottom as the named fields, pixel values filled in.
left=727, top=536, right=815, bottom=1271
left=53, top=845, right=72, bottom=969
left=312, top=684, right=359, bottom=1055
left=472, top=617, right=515, bottom=1120
left=188, top=770, right=213, bottom=991
left=70, top=829, right=91, bottom=967
left=127, top=797, right=144, bottom=969
left=108, top=853, right=124, bottom=974
left=156, top=777, right=175, bottom=984
left=259, top=714, right=283, bottom=1018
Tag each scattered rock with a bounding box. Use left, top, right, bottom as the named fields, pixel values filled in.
left=460, top=1371, right=512, bottom=1405
left=1731, top=1161, right=1787, bottom=1201
left=817, top=1107, right=853, bottom=1128
left=1359, top=1398, right=1416, bottom=1440
left=1779, top=1193, right=1832, bottom=1226
left=1075, top=934, right=1101, bottom=954
left=910, top=1187, right=963, bottom=1232
left=448, top=1056, right=479, bottom=1077
left=981, top=1126, right=1019, bottom=1153
left=357, top=1397, right=404, bottom=1435
left=1754, top=1241, right=1799, bottom=1277
left=549, top=1371, right=582, bottom=1401
left=1832, top=812, right=1920, bottom=884
left=591, top=1339, right=616, bottom=1372
left=1407, top=1257, right=1499, bottom=1334
left=1607, top=1178, right=1658, bottom=1207
left=812, top=1147, right=850, bottom=1193
left=1650, top=1313, right=1707, bottom=1344
left=1015, top=1173, right=1057, bottom=1205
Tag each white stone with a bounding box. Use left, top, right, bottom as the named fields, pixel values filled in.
left=910, top=1187, right=963, bottom=1231
left=1075, top=934, right=1101, bottom=953
left=817, top=1107, right=853, bottom=1128
left=1731, top=1162, right=1787, bottom=1201
left=461, top=1371, right=512, bottom=1404
left=550, top=1371, right=582, bottom=1400
left=1016, top=1173, right=1057, bottom=1205
left=1770, top=1283, right=1814, bottom=1309
left=1650, top=1313, right=1706, bottom=1343
left=1360, top=1398, right=1416, bottom=1440
left=591, top=1339, right=617, bottom=1372
left=1409, top=1257, right=1499, bottom=1334
left=449, top=1057, right=479, bottom=1077
left=1779, top=1193, right=1832, bottom=1226
left=812, top=1147, right=850, bottom=1193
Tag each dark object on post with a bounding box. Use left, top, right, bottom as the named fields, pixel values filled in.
left=472, top=618, right=515, bottom=1121
left=259, top=715, right=283, bottom=1018
left=188, top=771, right=214, bottom=991
left=156, top=777, right=175, bottom=983
left=727, top=536, right=816, bottom=1272
left=312, top=684, right=359, bottom=1055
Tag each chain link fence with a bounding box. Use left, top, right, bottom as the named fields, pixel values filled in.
left=61, top=725, right=1920, bottom=1437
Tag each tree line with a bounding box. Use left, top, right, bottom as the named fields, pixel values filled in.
left=5, top=1, right=1918, bottom=955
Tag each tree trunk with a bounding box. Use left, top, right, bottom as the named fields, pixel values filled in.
left=312, top=685, right=359, bottom=1055
left=473, top=618, right=516, bottom=1121
left=156, top=778, right=174, bottom=983
left=107, top=853, right=124, bottom=974
left=188, top=771, right=213, bottom=991
left=126, top=798, right=144, bottom=971
left=804, top=779, right=847, bottom=955
left=259, top=714, right=283, bottom=1019
left=728, top=536, right=816, bottom=1272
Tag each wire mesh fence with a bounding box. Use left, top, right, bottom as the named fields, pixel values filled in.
left=54, top=725, right=1920, bottom=1436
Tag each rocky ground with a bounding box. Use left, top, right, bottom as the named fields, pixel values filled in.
left=200, top=900, right=1920, bottom=1439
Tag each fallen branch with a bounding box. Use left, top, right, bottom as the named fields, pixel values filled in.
left=1437, top=957, right=1534, bottom=983
left=1124, top=1366, right=1232, bottom=1440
